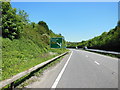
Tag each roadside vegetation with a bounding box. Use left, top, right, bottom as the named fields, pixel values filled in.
left=2, top=52, right=68, bottom=89
left=67, top=21, right=120, bottom=52
left=1, top=1, right=67, bottom=81
left=16, top=55, right=66, bottom=88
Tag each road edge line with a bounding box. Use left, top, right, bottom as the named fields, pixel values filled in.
left=51, top=51, right=73, bottom=88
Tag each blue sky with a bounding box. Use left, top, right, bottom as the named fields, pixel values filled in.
left=11, top=2, right=118, bottom=42
left=11, top=0, right=119, bottom=2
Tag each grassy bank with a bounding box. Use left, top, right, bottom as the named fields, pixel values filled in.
left=2, top=51, right=69, bottom=89
left=16, top=53, right=68, bottom=88
left=1, top=1, right=68, bottom=83
left=2, top=37, right=67, bottom=81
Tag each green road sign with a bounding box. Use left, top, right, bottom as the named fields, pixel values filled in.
left=50, top=37, right=63, bottom=48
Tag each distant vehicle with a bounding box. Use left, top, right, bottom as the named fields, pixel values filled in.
left=76, top=46, right=78, bottom=49
left=83, top=46, right=87, bottom=49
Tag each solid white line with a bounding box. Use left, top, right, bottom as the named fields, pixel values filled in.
left=94, top=61, right=100, bottom=65
left=51, top=51, right=73, bottom=88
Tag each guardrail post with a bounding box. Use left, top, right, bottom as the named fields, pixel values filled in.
left=10, top=82, right=14, bottom=89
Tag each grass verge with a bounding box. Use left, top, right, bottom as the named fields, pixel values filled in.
left=2, top=51, right=69, bottom=89
left=2, top=37, right=68, bottom=81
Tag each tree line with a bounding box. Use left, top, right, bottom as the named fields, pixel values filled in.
left=1, top=1, right=63, bottom=41
left=67, top=21, right=120, bottom=52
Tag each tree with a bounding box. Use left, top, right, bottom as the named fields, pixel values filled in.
left=58, top=33, right=62, bottom=36
left=117, top=20, right=120, bottom=27
left=18, top=9, right=29, bottom=25
left=31, top=22, right=36, bottom=28
left=2, top=2, right=24, bottom=39
left=38, top=21, right=49, bottom=31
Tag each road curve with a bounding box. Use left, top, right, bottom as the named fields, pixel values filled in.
left=25, top=49, right=118, bottom=88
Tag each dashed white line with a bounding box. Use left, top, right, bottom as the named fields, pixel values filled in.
left=51, top=51, right=73, bottom=89
left=94, top=61, right=100, bottom=65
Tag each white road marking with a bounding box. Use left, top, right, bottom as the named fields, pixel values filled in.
left=86, top=55, right=88, bottom=57
left=51, top=51, right=73, bottom=89
left=94, top=61, right=100, bottom=65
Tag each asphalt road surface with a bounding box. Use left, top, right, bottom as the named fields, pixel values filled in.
left=25, top=49, right=118, bottom=88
